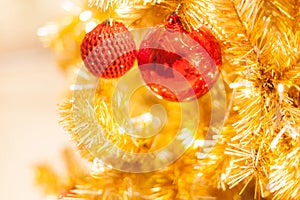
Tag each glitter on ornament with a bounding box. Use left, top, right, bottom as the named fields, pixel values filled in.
left=137, top=13, right=222, bottom=101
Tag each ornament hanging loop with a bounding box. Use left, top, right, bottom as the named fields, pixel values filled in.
left=171, top=2, right=191, bottom=32
left=105, top=17, right=113, bottom=26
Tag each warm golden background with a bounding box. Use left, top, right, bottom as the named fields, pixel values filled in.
left=0, top=0, right=71, bottom=199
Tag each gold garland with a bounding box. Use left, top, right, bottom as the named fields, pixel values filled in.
left=36, top=0, right=300, bottom=199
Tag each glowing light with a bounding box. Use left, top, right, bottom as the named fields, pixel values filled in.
left=151, top=187, right=161, bottom=192
left=197, top=172, right=203, bottom=177
left=80, top=10, right=92, bottom=21
left=132, top=113, right=152, bottom=123
left=131, top=112, right=153, bottom=132
left=230, top=81, right=252, bottom=89
left=244, top=89, right=252, bottom=97
left=62, top=0, right=81, bottom=14
left=278, top=83, right=284, bottom=93
left=85, top=21, right=97, bottom=33
left=194, top=140, right=205, bottom=148
left=37, top=24, right=58, bottom=37
left=62, top=1, right=73, bottom=12
left=156, top=150, right=172, bottom=160
left=37, top=27, right=48, bottom=37
left=92, top=158, right=106, bottom=172
left=70, top=84, right=95, bottom=90
left=221, top=173, right=226, bottom=181
left=271, top=127, right=286, bottom=149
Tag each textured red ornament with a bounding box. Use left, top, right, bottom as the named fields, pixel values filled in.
left=80, top=20, right=136, bottom=78
left=137, top=13, right=222, bottom=101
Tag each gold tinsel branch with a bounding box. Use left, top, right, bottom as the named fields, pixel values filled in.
left=36, top=0, right=300, bottom=199
left=88, top=0, right=171, bottom=12
left=34, top=149, right=89, bottom=198
left=188, top=0, right=261, bottom=193
left=192, top=0, right=300, bottom=199
left=207, top=0, right=300, bottom=199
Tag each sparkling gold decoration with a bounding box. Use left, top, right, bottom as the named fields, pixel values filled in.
left=34, top=149, right=89, bottom=198
left=36, top=0, right=300, bottom=199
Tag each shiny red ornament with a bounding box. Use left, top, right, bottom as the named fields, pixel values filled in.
left=137, top=13, right=222, bottom=101
left=80, top=20, right=136, bottom=78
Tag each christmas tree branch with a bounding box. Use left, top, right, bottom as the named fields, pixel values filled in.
left=38, top=0, right=300, bottom=199
left=196, top=1, right=300, bottom=199
left=215, top=0, right=300, bottom=198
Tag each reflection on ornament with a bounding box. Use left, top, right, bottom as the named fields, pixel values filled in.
left=80, top=20, right=137, bottom=78
left=137, top=13, right=222, bottom=102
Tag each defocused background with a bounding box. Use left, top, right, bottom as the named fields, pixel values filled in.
left=1, top=0, right=60, bottom=52
left=0, top=0, right=71, bottom=199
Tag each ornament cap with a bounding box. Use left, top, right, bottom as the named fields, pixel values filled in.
left=166, top=13, right=183, bottom=31
left=104, top=18, right=113, bottom=26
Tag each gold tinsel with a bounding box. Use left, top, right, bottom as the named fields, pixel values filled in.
left=36, top=0, right=300, bottom=199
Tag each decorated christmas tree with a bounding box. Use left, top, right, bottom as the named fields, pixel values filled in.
left=35, top=0, right=300, bottom=199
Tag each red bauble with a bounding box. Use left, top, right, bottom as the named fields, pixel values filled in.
left=137, top=14, right=222, bottom=101
left=80, top=20, right=136, bottom=78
